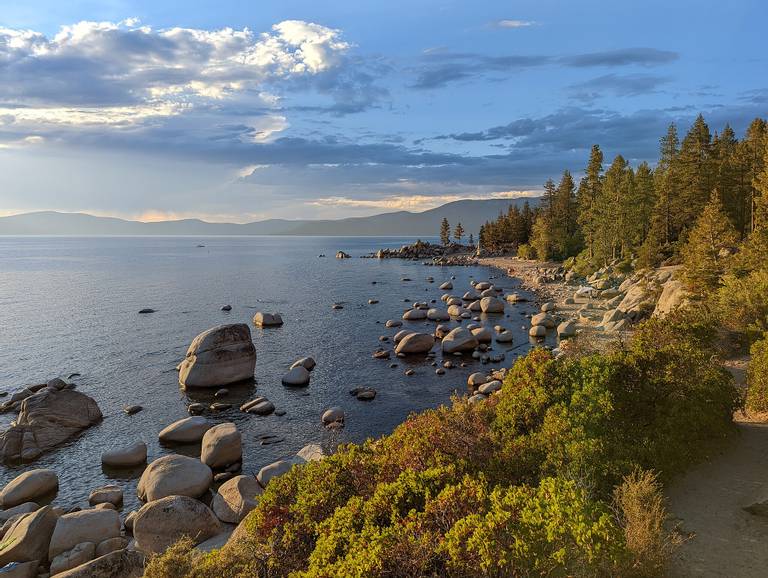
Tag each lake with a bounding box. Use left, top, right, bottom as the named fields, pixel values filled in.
left=0, top=236, right=542, bottom=511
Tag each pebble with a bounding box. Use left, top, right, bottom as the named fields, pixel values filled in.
left=123, top=405, right=143, bottom=415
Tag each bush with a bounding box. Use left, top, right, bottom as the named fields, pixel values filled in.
left=517, top=243, right=535, bottom=260
left=613, top=470, right=678, bottom=577
left=717, top=268, right=768, bottom=345
left=747, top=335, right=768, bottom=413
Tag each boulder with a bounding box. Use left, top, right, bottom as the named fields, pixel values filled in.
left=0, top=503, right=38, bottom=524
left=257, top=459, right=301, bottom=487
left=49, top=542, right=95, bottom=576
left=385, top=320, right=402, bottom=328
left=495, top=330, right=514, bottom=343
left=137, top=455, right=212, bottom=502
left=252, top=312, right=283, bottom=327
left=0, top=470, right=58, bottom=509
left=529, top=326, right=547, bottom=338
left=158, top=417, right=211, bottom=443
left=321, top=407, right=344, bottom=426
left=52, top=548, right=145, bottom=578
left=601, top=308, right=625, bottom=326
left=201, top=423, right=242, bottom=469
left=557, top=321, right=577, bottom=339
left=335, top=251, right=351, bottom=259
left=0, top=389, right=102, bottom=463
left=178, top=324, right=256, bottom=388
left=290, top=357, right=316, bottom=372
left=467, top=301, right=482, bottom=312
left=478, top=380, right=502, bottom=395
left=434, top=325, right=451, bottom=339
left=88, top=486, right=123, bottom=507
left=531, top=313, right=555, bottom=328
left=240, top=398, right=274, bottom=416
left=541, top=302, right=556, bottom=312
left=467, top=373, right=488, bottom=387
left=505, top=293, right=527, bottom=303
left=471, top=327, right=492, bottom=343
left=49, top=509, right=120, bottom=560
left=0, top=506, right=57, bottom=566
left=133, top=496, right=221, bottom=555
left=427, top=308, right=450, bottom=321
left=101, top=442, right=147, bottom=468
left=394, top=333, right=434, bottom=355
left=441, top=328, right=479, bottom=354
left=95, top=537, right=128, bottom=557
left=653, top=277, right=690, bottom=318
left=462, top=291, right=480, bottom=301
left=212, top=475, right=263, bottom=524
left=282, top=366, right=311, bottom=386
left=402, top=308, right=427, bottom=321
left=480, top=297, right=504, bottom=313
left=296, top=444, right=325, bottom=462
left=447, top=304, right=468, bottom=317
left=393, top=330, right=412, bottom=344
left=439, top=281, right=453, bottom=290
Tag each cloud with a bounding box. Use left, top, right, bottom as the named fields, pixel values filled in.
left=561, top=47, right=679, bottom=68
left=494, top=20, right=536, bottom=29
left=569, top=73, right=671, bottom=101
left=410, top=51, right=550, bottom=89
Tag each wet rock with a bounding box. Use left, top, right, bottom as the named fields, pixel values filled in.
left=282, top=366, right=311, bottom=387
left=394, top=333, right=434, bottom=355
left=441, top=328, right=479, bottom=354
left=480, top=297, right=504, bottom=313
left=252, top=312, right=283, bottom=327
left=321, top=407, right=344, bottom=426
left=290, top=357, right=316, bottom=372
left=88, top=486, right=123, bottom=507
left=122, top=405, right=143, bottom=415
left=158, top=416, right=211, bottom=443
left=138, top=309, right=155, bottom=314
left=240, top=398, right=274, bottom=416
left=178, top=324, right=256, bottom=388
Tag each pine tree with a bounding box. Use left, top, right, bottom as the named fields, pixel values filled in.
left=440, top=218, right=450, bottom=245
left=676, top=115, right=715, bottom=240
left=653, top=123, right=680, bottom=245
left=468, top=233, right=474, bottom=247
left=577, top=145, right=603, bottom=258
left=453, top=222, right=465, bottom=243
left=754, top=140, right=768, bottom=231
left=682, top=191, right=739, bottom=293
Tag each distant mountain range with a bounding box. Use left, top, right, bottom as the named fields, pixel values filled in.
left=0, top=197, right=540, bottom=237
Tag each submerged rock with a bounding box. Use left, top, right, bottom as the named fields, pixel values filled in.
left=158, top=416, right=211, bottom=443
left=178, top=324, right=256, bottom=388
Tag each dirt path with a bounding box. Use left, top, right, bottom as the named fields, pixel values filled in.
left=667, top=356, right=768, bottom=577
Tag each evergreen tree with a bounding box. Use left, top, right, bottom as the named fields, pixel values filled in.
left=468, top=233, right=474, bottom=247
left=453, top=222, right=465, bottom=243
left=653, top=123, right=681, bottom=245
left=754, top=140, right=768, bottom=231
left=577, top=145, right=604, bottom=258
left=675, top=115, right=715, bottom=240
left=682, top=191, right=739, bottom=293
left=440, top=218, right=450, bottom=245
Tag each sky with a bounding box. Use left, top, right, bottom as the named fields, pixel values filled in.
left=0, top=0, right=765, bottom=222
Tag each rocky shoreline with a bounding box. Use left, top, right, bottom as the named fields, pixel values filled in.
left=0, top=246, right=696, bottom=577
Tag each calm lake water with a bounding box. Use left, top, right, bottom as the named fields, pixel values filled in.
left=0, top=236, right=543, bottom=512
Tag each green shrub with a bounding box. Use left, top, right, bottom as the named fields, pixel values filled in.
left=517, top=243, right=534, bottom=260
left=747, top=335, right=768, bottom=413
left=717, top=268, right=768, bottom=345
left=443, top=476, right=625, bottom=576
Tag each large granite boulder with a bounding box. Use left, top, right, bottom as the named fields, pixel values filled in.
left=211, top=475, right=263, bottom=524
left=200, top=423, right=241, bottom=469
left=441, top=328, right=478, bottom=354
left=178, top=324, right=256, bottom=388
left=0, top=506, right=58, bottom=566
left=137, top=455, right=212, bottom=502
left=0, top=470, right=58, bottom=508
left=653, top=278, right=691, bottom=318
left=394, top=333, right=434, bottom=355
left=479, top=296, right=505, bottom=313
left=49, top=542, right=96, bottom=576
left=133, top=496, right=221, bottom=555
left=0, top=389, right=102, bottom=463
left=48, top=509, right=120, bottom=560
left=101, top=442, right=147, bottom=468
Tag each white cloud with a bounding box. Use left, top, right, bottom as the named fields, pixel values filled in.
left=0, top=18, right=351, bottom=131
left=495, top=19, right=536, bottom=28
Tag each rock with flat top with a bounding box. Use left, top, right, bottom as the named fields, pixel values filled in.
left=178, top=324, right=256, bottom=388
left=252, top=312, right=283, bottom=327
left=158, top=417, right=211, bottom=443
left=101, top=442, right=147, bottom=468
